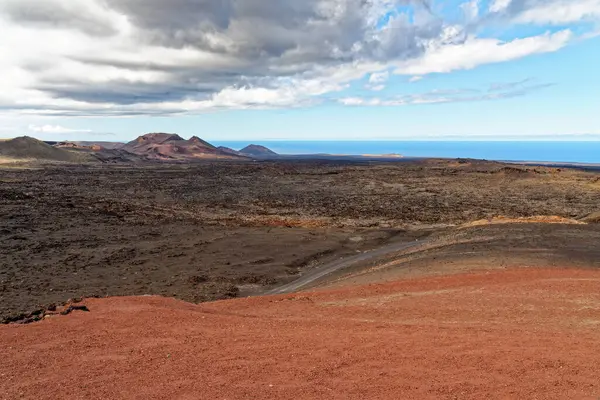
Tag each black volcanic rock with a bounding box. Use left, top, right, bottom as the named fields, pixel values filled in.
left=239, top=144, right=277, bottom=157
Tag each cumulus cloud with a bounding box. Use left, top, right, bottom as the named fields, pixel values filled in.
left=0, top=0, right=595, bottom=116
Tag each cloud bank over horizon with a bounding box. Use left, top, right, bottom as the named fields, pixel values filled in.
left=0, top=0, right=598, bottom=120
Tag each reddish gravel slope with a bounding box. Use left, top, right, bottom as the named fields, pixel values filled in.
left=3, top=268, right=600, bottom=399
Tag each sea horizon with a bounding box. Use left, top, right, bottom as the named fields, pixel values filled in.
left=213, top=140, right=600, bottom=164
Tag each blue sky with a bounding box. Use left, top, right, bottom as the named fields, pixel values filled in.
left=0, top=0, right=599, bottom=142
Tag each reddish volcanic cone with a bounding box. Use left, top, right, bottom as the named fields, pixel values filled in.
left=122, top=133, right=245, bottom=161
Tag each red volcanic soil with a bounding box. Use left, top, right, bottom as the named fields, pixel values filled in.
left=3, top=268, right=600, bottom=399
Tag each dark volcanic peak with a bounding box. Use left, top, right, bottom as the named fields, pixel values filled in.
left=0, top=136, right=85, bottom=162
left=239, top=144, right=277, bottom=157
left=217, top=146, right=243, bottom=156
left=189, top=136, right=216, bottom=149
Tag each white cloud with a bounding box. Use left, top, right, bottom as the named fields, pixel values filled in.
left=339, top=97, right=367, bottom=106
left=28, top=124, right=92, bottom=133
left=461, top=0, right=480, bottom=21
left=490, top=0, right=512, bottom=13
left=369, top=71, right=390, bottom=84
left=365, top=70, right=390, bottom=91
left=394, top=30, right=572, bottom=75
left=409, top=76, right=423, bottom=82
left=515, top=0, right=600, bottom=25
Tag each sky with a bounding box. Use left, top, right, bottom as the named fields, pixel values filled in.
left=0, top=0, right=599, bottom=142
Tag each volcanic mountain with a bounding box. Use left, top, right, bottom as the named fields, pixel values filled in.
left=122, top=133, right=247, bottom=161
left=0, top=137, right=88, bottom=162
left=217, top=146, right=244, bottom=157
left=239, top=144, right=278, bottom=157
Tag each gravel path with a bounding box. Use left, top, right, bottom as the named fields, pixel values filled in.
left=266, top=239, right=426, bottom=294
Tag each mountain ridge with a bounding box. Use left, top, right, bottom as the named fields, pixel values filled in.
left=122, top=133, right=247, bottom=161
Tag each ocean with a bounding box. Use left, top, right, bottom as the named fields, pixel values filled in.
left=213, top=141, right=600, bottom=164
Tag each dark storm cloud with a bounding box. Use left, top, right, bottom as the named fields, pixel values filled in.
left=116, top=0, right=415, bottom=65
left=103, top=0, right=439, bottom=64
left=105, top=0, right=235, bottom=31
left=104, top=0, right=357, bottom=56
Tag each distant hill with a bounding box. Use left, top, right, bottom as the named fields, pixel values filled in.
left=0, top=137, right=88, bottom=162
left=122, top=133, right=247, bottom=161
left=239, top=144, right=278, bottom=157
left=217, top=146, right=244, bottom=157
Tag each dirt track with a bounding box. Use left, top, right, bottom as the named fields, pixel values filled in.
left=3, top=267, right=600, bottom=399
left=266, top=238, right=427, bottom=294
